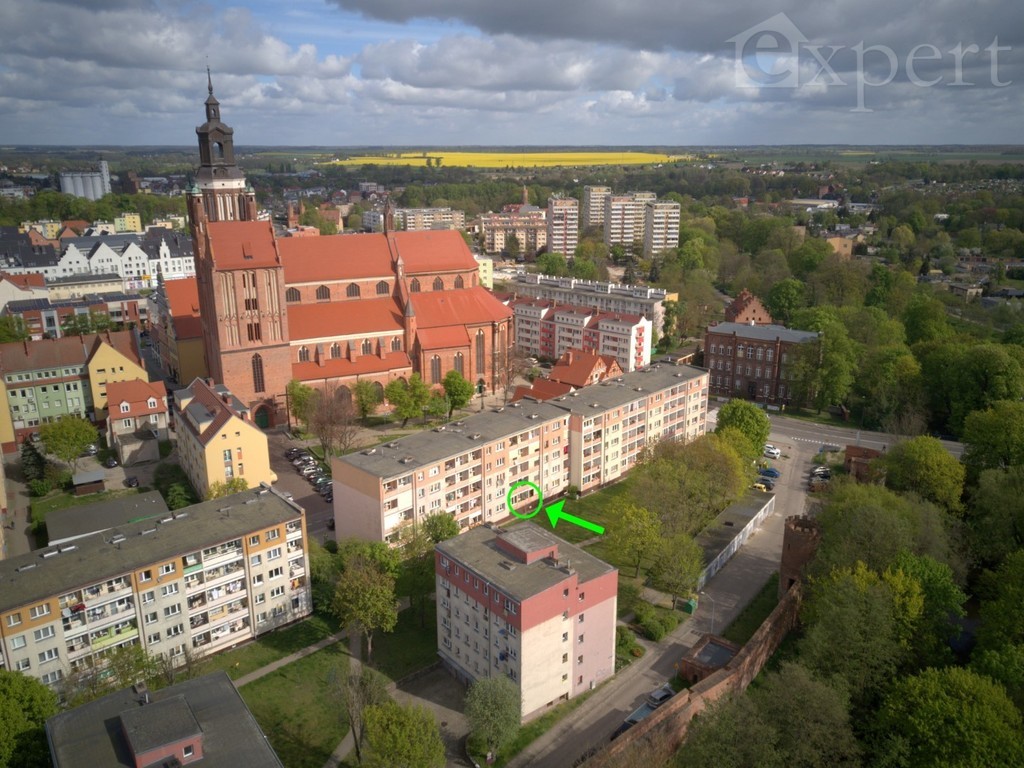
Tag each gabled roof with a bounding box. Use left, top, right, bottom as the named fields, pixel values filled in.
left=511, top=379, right=574, bottom=402
left=205, top=220, right=280, bottom=269
left=410, top=286, right=512, bottom=328
left=0, top=270, right=45, bottom=289
left=163, top=278, right=203, bottom=340
left=106, top=379, right=167, bottom=415
left=0, top=331, right=140, bottom=373
left=549, top=349, right=622, bottom=388
left=175, top=378, right=248, bottom=446
left=288, top=298, right=404, bottom=341
left=416, top=326, right=470, bottom=350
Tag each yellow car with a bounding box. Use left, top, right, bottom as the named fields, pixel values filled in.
left=753, top=481, right=771, bottom=492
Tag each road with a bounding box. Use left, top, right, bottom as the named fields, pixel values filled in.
left=265, top=431, right=336, bottom=543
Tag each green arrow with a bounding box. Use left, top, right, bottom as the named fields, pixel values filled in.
left=544, top=500, right=605, bottom=535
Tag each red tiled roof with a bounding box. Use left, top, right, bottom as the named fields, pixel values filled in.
left=1, top=271, right=45, bottom=289
left=511, top=379, right=573, bottom=402
left=410, top=286, right=512, bottom=329
left=288, top=298, right=405, bottom=341
left=205, top=221, right=280, bottom=270
left=61, top=219, right=90, bottom=235
left=388, top=231, right=476, bottom=274
left=163, top=278, right=203, bottom=340
left=292, top=351, right=412, bottom=381
left=106, top=379, right=167, bottom=416
left=549, top=349, right=621, bottom=388
left=416, top=327, right=469, bottom=350
left=0, top=331, right=140, bottom=373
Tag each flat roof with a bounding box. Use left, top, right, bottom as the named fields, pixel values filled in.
left=436, top=522, right=616, bottom=602
left=0, top=487, right=302, bottom=613
left=695, top=491, right=773, bottom=565
left=706, top=322, right=819, bottom=344
left=46, top=491, right=169, bottom=546
left=338, top=364, right=707, bottom=480
left=694, top=638, right=738, bottom=667
left=46, top=671, right=285, bottom=768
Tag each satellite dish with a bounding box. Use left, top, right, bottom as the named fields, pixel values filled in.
left=62, top=608, right=72, bottom=618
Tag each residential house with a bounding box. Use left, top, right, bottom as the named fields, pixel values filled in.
left=106, top=379, right=169, bottom=465
left=150, top=278, right=208, bottom=386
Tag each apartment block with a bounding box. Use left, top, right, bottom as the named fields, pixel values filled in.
left=436, top=523, right=617, bottom=719
left=703, top=322, right=819, bottom=404
left=546, top=197, right=579, bottom=257
left=509, top=272, right=676, bottom=334
left=604, top=191, right=656, bottom=248
left=508, top=298, right=652, bottom=372
left=479, top=208, right=548, bottom=256
left=582, top=186, right=611, bottom=230
left=174, top=378, right=276, bottom=500
left=0, top=486, right=311, bottom=691
left=333, top=363, right=709, bottom=543
left=395, top=207, right=466, bottom=231
left=5, top=292, right=148, bottom=340
left=643, top=201, right=681, bottom=255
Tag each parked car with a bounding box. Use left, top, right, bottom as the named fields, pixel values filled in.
left=125, top=476, right=139, bottom=488
left=821, top=443, right=841, bottom=453
left=763, top=444, right=781, bottom=459
left=322, top=492, right=333, bottom=504
left=313, top=477, right=332, bottom=489
left=319, top=484, right=333, bottom=497
left=810, top=466, right=832, bottom=479
left=301, top=466, right=323, bottom=479
left=82, top=443, right=99, bottom=456
left=759, top=478, right=775, bottom=491
left=104, top=457, right=119, bottom=468
left=646, top=683, right=676, bottom=708
left=293, top=456, right=316, bottom=467
left=753, top=481, right=771, bottom=492
left=759, top=467, right=781, bottom=479
left=285, top=448, right=308, bottom=460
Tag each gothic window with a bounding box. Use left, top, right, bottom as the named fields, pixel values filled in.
left=285, top=287, right=300, bottom=302
left=376, top=280, right=389, bottom=295
left=246, top=322, right=261, bottom=342
left=430, top=355, right=442, bottom=385
left=454, top=275, right=464, bottom=289
left=330, top=343, right=341, bottom=359
left=336, top=386, right=352, bottom=406
left=298, top=347, right=310, bottom=363
left=252, top=354, right=265, bottom=394
left=347, top=283, right=360, bottom=298
left=454, top=352, right=464, bottom=376
left=316, top=285, right=331, bottom=301
left=410, top=279, right=420, bottom=292
left=391, top=337, right=402, bottom=352
left=476, top=331, right=486, bottom=375
left=372, top=382, right=385, bottom=401
left=361, top=339, right=372, bottom=355
left=433, top=277, right=444, bottom=291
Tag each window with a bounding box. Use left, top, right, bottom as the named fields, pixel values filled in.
left=184, top=746, right=194, bottom=759
left=252, top=354, right=265, bottom=393
left=10, top=635, right=26, bottom=650
left=254, top=593, right=266, bottom=605
left=361, top=339, right=372, bottom=355
left=252, top=574, right=264, bottom=586
left=120, top=402, right=130, bottom=413
left=223, top=448, right=233, bottom=462
left=376, top=280, right=389, bottom=295
left=167, top=624, right=184, bottom=637
left=249, top=535, right=260, bottom=546
left=147, top=632, right=161, bottom=644
left=30, top=604, right=50, bottom=620
left=267, top=547, right=282, bottom=561
left=139, top=569, right=152, bottom=583
left=454, top=275, right=464, bottom=289
left=391, top=337, right=402, bottom=352
left=430, top=355, right=441, bottom=384
left=161, top=584, right=179, bottom=597
left=454, top=352, right=464, bottom=376
left=250, top=554, right=262, bottom=567
left=142, top=590, right=155, bottom=605
left=578, top=655, right=584, bottom=664
left=164, top=604, right=181, bottom=617
left=579, top=613, right=584, bottom=623
left=269, top=567, right=284, bottom=580
left=15, top=659, right=30, bottom=672
left=298, top=346, right=310, bottom=363
left=270, top=585, right=285, bottom=598
left=316, top=285, right=331, bottom=301
left=286, top=287, right=300, bottom=302
left=578, top=592, right=585, bottom=601
left=433, top=277, right=444, bottom=291
left=562, top=632, right=568, bottom=642
left=159, top=563, right=175, bottom=576
left=266, top=529, right=280, bottom=541
left=246, top=322, right=262, bottom=342
left=122, top=418, right=133, bottom=428
left=476, top=331, right=486, bottom=375
left=331, top=342, right=341, bottom=359
left=410, top=278, right=420, bottom=292
left=33, top=626, right=55, bottom=642
left=579, top=633, right=585, bottom=643
left=346, top=283, right=360, bottom=298
left=145, top=611, right=158, bottom=624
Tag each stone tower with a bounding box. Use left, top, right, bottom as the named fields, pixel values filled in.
left=778, top=515, right=821, bottom=600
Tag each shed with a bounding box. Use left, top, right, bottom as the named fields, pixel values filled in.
left=71, top=470, right=105, bottom=496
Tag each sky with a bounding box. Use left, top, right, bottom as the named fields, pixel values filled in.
left=1, top=0, right=1021, bottom=146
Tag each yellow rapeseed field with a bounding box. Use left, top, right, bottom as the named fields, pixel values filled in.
left=329, top=151, right=686, bottom=168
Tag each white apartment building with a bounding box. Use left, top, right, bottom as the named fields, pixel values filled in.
left=644, top=201, right=681, bottom=255
left=546, top=197, right=579, bottom=257
left=582, top=186, right=611, bottom=230
left=396, top=207, right=467, bottom=231
left=604, top=191, right=656, bottom=248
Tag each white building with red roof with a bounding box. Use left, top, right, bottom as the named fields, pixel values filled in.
left=106, top=379, right=169, bottom=465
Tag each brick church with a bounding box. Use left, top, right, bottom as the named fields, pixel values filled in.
left=186, top=76, right=512, bottom=427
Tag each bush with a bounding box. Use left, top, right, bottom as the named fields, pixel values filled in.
left=633, top=602, right=680, bottom=642
left=44, top=465, right=72, bottom=490
left=29, top=478, right=53, bottom=497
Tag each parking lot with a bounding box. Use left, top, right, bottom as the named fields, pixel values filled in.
left=265, top=432, right=336, bottom=543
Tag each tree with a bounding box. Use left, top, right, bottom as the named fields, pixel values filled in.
left=648, top=534, right=704, bottom=608
left=330, top=665, right=390, bottom=765
left=166, top=483, right=193, bottom=510
left=890, top=551, right=966, bottom=667
left=332, top=554, right=398, bottom=662
left=19, top=440, right=46, bottom=482
left=363, top=700, right=445, bottom=768
left=535, top=251, right=568, bottom=276
left=310, top=385, right=360, bottom=457
left=0, top=669, right=60, bottom=768
left=966, top=466, right=1024, bottom=566
left=789, top=309, right=857, bottom=412
left=962, top=400, right=1024, bottom=482
left=286, top=379, right=316, bottom=430
left=205, top=477, right=249, bottom=499
left=424, top=391, right=448, bottom=421
left=424, top=512, right=460, bottom=543
left=975, top=550, right=1024, bottom=652
left=441, top=370, right=474, bottom=418
left=465, top=676, right=521, bottom=759
left=0, top=315, right=28, bottom=343
left=878, top=436, right=965, bottom=513
left=505, top=233, right=521, bottom=261
left=352, top=380, right=383, bottom=422
left=39, top=415, right=97, bottom=470
left=384, top=374, right=431, bottom=427
left=675, top=692, right=783, bottom=768
left=948, top=344, right=1024, bottom=435
left=494, top=345, right=530, bottom=405
left=605, top=501, right=661, bottom=578
left=714, top=400, right=770, bottom=458
left=902, top=293, right=952, bottom=346
left=872, top=667, right=1024, bottom=768
left=971, top=643, right=1024, bottom=712
left=764, top=278, right=805, bottom=326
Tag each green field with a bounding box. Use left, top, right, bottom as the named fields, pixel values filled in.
left=330, top=150, right=686, bottom=168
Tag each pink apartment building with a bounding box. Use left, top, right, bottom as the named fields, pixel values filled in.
left=436, top=522, right=618, bottom=718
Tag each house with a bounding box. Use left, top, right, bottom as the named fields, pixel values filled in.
left=173, top=378, right=276, bottom=500
left=436, top=522, right=618, bottom=719
left=150, top=277, right=208, bottom=386
left=106, top=379, right=169, bottom=465
left=549, top=349, right=623, bottom=389
left=46, top=672, right=286, bottom=768
left=844, top=445, right=882, bottom=482
left=0, top=270, right=47, bottom=313
left=724, top=289, right=773, bottom=326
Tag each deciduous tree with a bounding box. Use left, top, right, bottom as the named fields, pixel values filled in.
left=465, top=676, right=521, bottom=758
left=966, top=466, right=1024, bottom=566
left=310, top=385, right=360, bottom=457
left=205, top=477, right=249, bottom=499
left=332, top=554, right=398, bottom=662
left=714, top=400, right=770, bottom=458
left=286, top=379, right=316, bottom=430
left=605, top=501, right=661, bottom=578
left=363, top=701, right=446, bottom=768
left=962, top=400, right=1024, bottom=482
left=329, top=665, right=390, bottom=765
left=352, top=380, right=383, bottom=422
left=424, top=513, right=460, bottom=543
left=648, top=534, right=704, bottom=608
left=441, top=369, right=474, bottom=417
left=879, top=436, right=965, bottom=513
left=384, top=374, right=430, bottom=427
left=39, top=415, right=97, bottom=470
left=0, top=669, right=60, bottom=768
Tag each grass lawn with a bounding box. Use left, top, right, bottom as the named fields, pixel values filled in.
left=240, top=641, right=350, bottom=768
left=555, top=481, right=634, bottom=544
left=368, top=608, right=439, bottom=682
left=721, top=573, right=780, bottom=646
left=202, top=613, right=344, bottom=681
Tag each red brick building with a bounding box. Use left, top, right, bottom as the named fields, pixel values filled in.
left=703, top=322, right=818, bottom=404
left=724, top=289, right=774, bottom=325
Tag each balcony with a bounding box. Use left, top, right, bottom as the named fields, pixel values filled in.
left=205, top=579, right=245, bottom=608
left=85, top=599, right=135, bottom=630
left=82, top=579, right=131, bottom=606
left=89, top=623, right=139, bottom=651
left=203, top=563, right=244, bottom=589
left=202, top=546, right=242, bottom=569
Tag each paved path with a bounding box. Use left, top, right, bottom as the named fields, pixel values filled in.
left=233, top=629, right=350, bottom=688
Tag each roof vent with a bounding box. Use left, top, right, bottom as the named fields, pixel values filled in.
left=400, top=456, right=415, bottom=464
left=453, top=421, right=465, bottom=427
left=160, top=516, right=174, bottom=524
left=41, top=549, right=59, bottom=559
left=528, top=414, right=540, bottom=420
left=635, top=387, right=644, bottom=392
left=386, top=441, right=399, bottom=449
left=110, top=534, right=127, bottom=544
left=469, top=433, right=482, bottom=440
left=433, top=426, right=446, bottom=432
left=675, top=372, right=683, bottom=378
left=363, top=447, right=378, bottom=454
left=140, top=527, right=157, bottom=535
left=494, top=407, right=505, bottom=412
left=499, top=561, right=517, bottom=571
left=17, top=563, right=37, bottom=572
left=58, top=544, right=77, bottom=553
left=174, top=512, right=189, bottom=519
left=510, top=402, right=521, bottom=408
left=590, top=402, right=600, bottom=408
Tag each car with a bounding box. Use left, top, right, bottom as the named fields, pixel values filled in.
left=753, top=481, right=771, bottom=492
left=810, top=466, right=831, bottom=479
left=313, top=477, right=332, bottom=489
left=759, top=467, right=781, bottom=479
left=125, top=476, right=139, bottom=488
left=646, top=683, right=676, bottom=708
left=759, top=478, right=775, bottom=490
left=322, top=493, right=333, bottom=504
left=763, top=444, right=781, bottom=459
left=821, top=444, right=841, bottom=453
left=104, top=457, right=119, bottom=468
left=301, top=466, right=323, bottom=478
left=293, top=456, right=316, bottom=467
left=285, top=448, right=307, bottom=459
left=83, top=443, right=99, bottom=456
left=319, top=484, right=334, bottom=496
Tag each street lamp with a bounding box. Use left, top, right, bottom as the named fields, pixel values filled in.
left=700, top=590, right=717, bottom=636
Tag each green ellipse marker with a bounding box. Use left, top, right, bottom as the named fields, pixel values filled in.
left=506, top=480, right=543, bottom=519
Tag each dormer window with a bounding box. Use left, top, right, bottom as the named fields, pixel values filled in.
left=147, top=398, right=157, bottom=409
left=120, top=403, right=130, bottom=413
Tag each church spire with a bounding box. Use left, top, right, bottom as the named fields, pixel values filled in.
left=207, top=65, right=213, bottom=95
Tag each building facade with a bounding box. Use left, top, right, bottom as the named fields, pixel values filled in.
left=0, top=487, right=311, bottom=691
left=643, top=200, right=681, bottom=255
left=333, top=363, right=708, bottom=542
left=508, top=298, right=652, bottom=372
left=479, top=208, right=548, bottom=256
left=149, top=277, right=208, bottom=386
left=703, top=322, right=819, bottom=404
left=395, top=207, right=466, bottom=231
left=582, top=186, right=611, bottom=230
left=58, top=161, right=111, bottom=201
left=724, top=289, right=774, bottom=325
left=5, top=292, right=148, bottom=339
left=604, top=192, right=656, bottom=248
left=436, top=523, right=618, bottom=719
left=173, top=378, right=276, bottom=500
left=546, top=197, right=579, bottom=257
left=106, top=379, right=169, bottom=466
left=508, top=273, right=675, bottom=333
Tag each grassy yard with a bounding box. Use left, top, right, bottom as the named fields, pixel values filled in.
left=202, top=613, right=344, bottom=681
left=555, top=481, right=634, bottom=544
left=721, top=573, right=780, bottom=646
left=368, top=608, right=440, bottom=682
left=240, top=641, right=351, bottom=768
